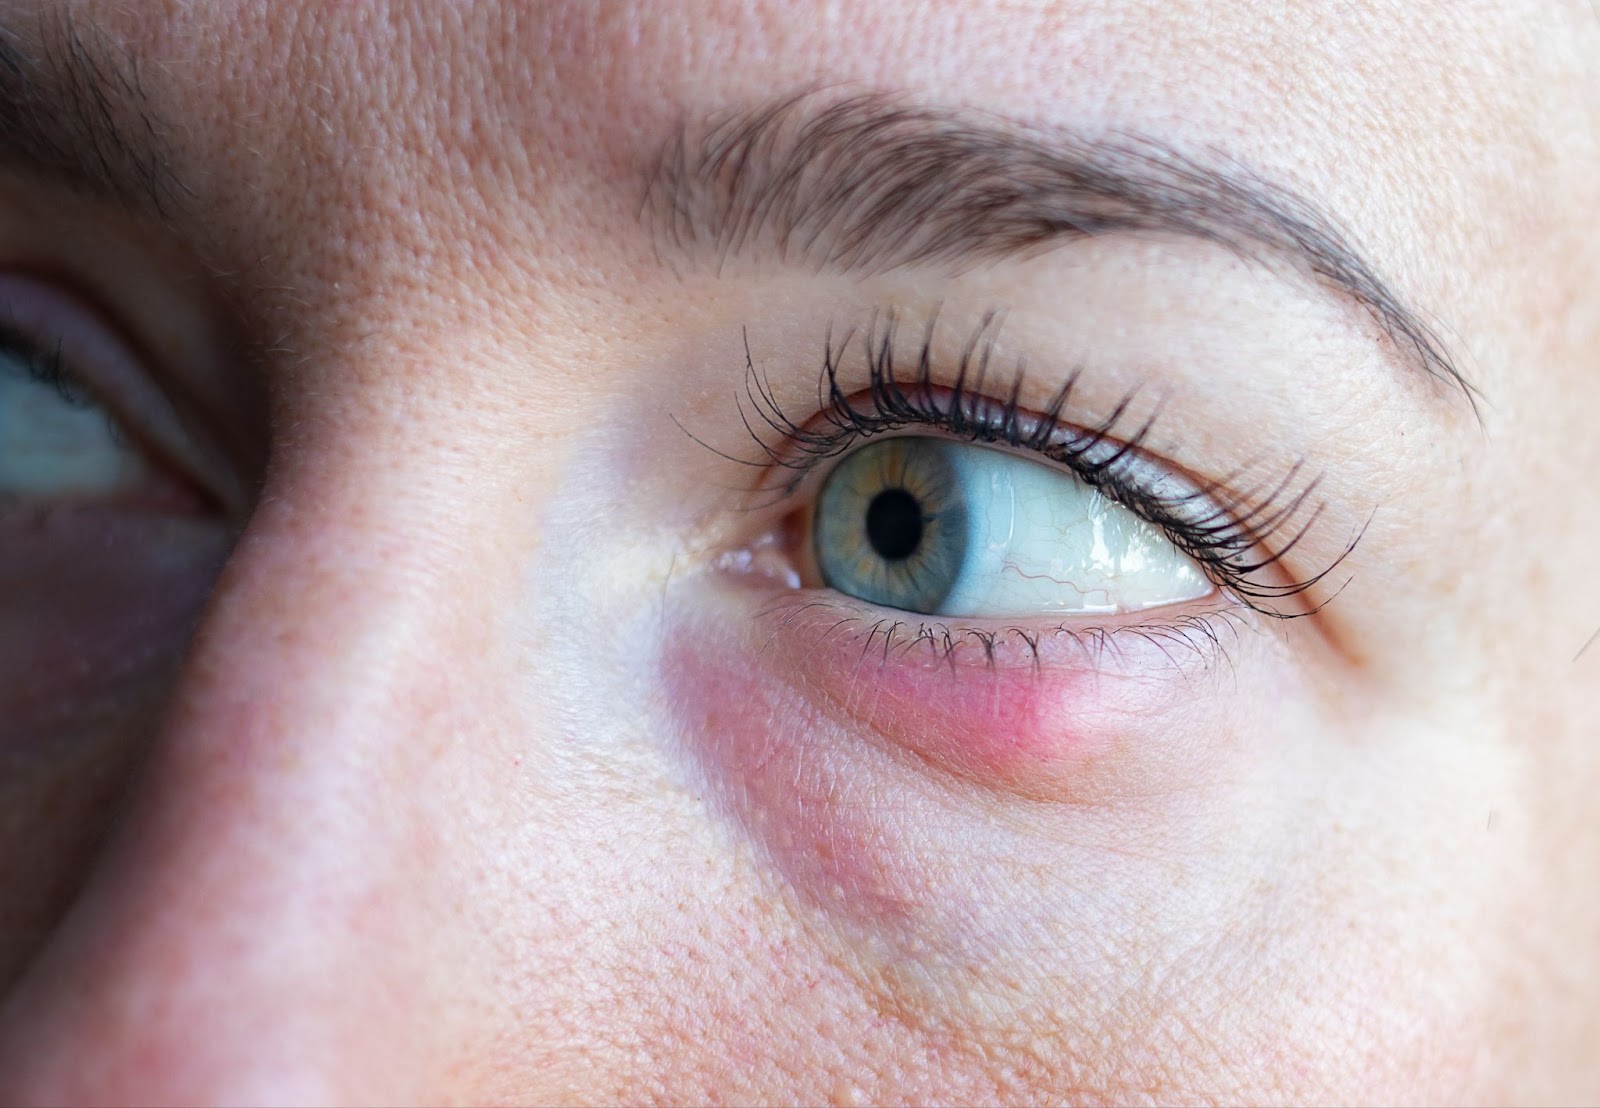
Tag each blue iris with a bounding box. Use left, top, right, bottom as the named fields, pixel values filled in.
left=813, top=437, right=971, bottom=614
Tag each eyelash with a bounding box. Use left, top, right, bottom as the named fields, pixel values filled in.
left=0, top=323, right=89, bottom=407
left=728, top=310, right=1357, bottom=622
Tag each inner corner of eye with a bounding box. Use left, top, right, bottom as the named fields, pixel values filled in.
left=715, top=512, right=806, bottom=590
left=806, top=435, right=1214, bottom=619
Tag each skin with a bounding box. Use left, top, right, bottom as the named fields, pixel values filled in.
left=0, top=0, right=1597, bottom=1103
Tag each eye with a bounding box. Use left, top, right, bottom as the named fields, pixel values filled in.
left=811, top=436, right=1213, bottom=618
left=1, top=343, right=151, bottom=498
left=0, top=273, right=234, bottom=749
left=0, top=280, right=205, bottom=513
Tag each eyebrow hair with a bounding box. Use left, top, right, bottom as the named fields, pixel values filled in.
left=648, top=91, right=1473, bottom=409
left=0, top=11, right=186, bottom=218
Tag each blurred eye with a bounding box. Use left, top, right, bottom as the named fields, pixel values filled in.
left=0, top=340, right=158, bottom=499
left=0, top=278, right=205, bottom=513
left=0, top=274, right=232, bottom=746
left=811, top=436, right=1212, bottom=617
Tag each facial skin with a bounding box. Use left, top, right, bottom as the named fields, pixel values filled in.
left=0, top=0, right=1596, bottom=1103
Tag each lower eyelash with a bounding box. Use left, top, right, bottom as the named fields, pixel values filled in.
left=726, top=310, right=1359, bottom=621
left=754, top=592, right=1256, bottom=676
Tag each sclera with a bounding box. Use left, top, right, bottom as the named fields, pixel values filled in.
left=936, top=442, right=1214, bottom=617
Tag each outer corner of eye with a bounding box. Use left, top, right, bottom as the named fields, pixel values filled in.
left=804, top=435, right=1214, bottom=621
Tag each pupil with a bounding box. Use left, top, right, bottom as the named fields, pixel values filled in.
left=865, top=487, right=924, bottom=561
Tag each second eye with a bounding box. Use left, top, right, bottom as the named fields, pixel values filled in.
left=810, top=437, right=1214, bottom=619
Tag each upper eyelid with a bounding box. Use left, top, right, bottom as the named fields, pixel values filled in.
left=0, top=293, right=166, bottom=450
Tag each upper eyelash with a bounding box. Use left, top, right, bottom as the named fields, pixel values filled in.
left=0, top=322, right=87, bottom=409
left=729, top=309, right=1360, bottom=619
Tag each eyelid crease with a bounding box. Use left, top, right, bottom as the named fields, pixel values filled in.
left=714, top=309, right=1360, bottom=622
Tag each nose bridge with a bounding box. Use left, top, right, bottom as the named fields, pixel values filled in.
left=0, top=451, right=502, bottom=1104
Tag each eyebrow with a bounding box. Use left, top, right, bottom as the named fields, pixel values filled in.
left=0, top=11, right=187, bottom=218
left=648, top=91, right=1473, bottom=408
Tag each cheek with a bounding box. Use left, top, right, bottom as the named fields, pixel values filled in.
left=662, top=627, right=918, bottom=928
left=657, top=582, right=1251, bottom=1033
left=0, top=510, right=221, bottom=986
left=1, top=510, right=229, bottom=745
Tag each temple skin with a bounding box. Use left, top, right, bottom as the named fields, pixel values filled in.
left=0, top=0, right=1595, bottom=1104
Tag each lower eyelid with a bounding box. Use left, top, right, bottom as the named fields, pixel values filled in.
left=754, top=589, right=1244, bottom=673
left=730, top=586, right=1245, bottom=799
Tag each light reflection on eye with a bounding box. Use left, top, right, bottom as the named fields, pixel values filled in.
left=812, top=436, right=1213, bottom=618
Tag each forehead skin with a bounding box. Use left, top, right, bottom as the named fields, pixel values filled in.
left=86, top=0, right=1599, bottom=366
left=0, top=0, right=1596, bottom=1104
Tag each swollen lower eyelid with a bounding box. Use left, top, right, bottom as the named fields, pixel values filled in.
left=673, top=584, right=1217, bottom=805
